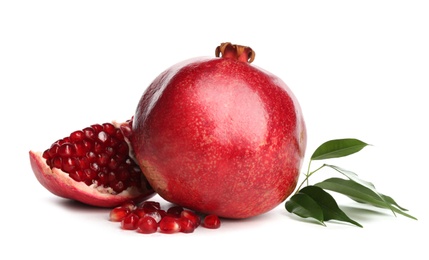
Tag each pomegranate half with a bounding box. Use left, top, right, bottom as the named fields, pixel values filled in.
left=30, top=121, right=154, bottom=207
left=131, top=43, right=307, bottom=218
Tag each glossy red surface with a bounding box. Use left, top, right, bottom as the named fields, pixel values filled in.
left=132, top=56, right=306, bottom=218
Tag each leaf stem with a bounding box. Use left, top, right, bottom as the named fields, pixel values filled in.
left=294, top=160, right=325, bottom=194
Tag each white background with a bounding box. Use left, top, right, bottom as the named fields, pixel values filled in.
left=1, top=0, right=428, bottom=259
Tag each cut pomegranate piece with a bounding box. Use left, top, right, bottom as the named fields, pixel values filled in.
left=29, top=121, right=154, bottom=207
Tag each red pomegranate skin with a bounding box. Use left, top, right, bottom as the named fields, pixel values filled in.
left=132, top=55, right=306, bottom=219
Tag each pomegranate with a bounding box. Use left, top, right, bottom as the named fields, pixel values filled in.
left=29, top=121, right=154, bottom=207
left=131, top=42, right=307, bottom=218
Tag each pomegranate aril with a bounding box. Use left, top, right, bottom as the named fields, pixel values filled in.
left=62, top=157, right=78, bottom=172
left=179, top=217, right=196, bottom=233
left=82, top=139, right=93, bottom=151
left=77, top=157, right=90, bottom=169
left=69, top=170, right=84, bottom=182
left=86, top=151, right=97, bottom=162
left=116, top=142, right=129, bottom=156
left=112, top=180, right=125, bottom=193
left=110, top=206, right=131, bottom=222
left=90, top=162, right=100, bottom=172
left=137, top=216, right=158, bottom=234
left=181, top=210, right=201, bottom=227
left=202, top=215, right=221, bottom=229
left=58, top=143, right=75, bottom=157
left=133, top=208, right=146, bottom=219
left=144, top=210, right=163, bottom=223
left=98, top=153, right=110, bottom=166
left=139, top=201, right=161, bottom=212
left=105, top=146, right=115, bottom=156
left=97, top=131, right=108, bottom=144
left=102, top=123, right=116, bottom=135
left=83, top=127, right=96, bottom=140
left=69, top=130, right=84, bottom=142
left=74, top=142, right=87, bottom=157
left=167, top=205, right=184, bottom=217
left=94, top=141, right=104, bottom=154
left=158, top=209, right=167, bottom=219
left=120, top=201, right=137, bottom=210
left=159, top=216, right=181, bottom=234
left=121, top=213, right=139, bottom=230
left=83, top=169, right=96, bottom=182
left=97, top=172, right=108, bottom=186
left=51, top=156, right=62, bottom=169
left=91, top=124, right=103, bottom=133
left=46, top=143, right=59, bottom=158
left=117, top=168, right=130, bottom=181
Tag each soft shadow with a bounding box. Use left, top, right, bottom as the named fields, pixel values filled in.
left=279, top=209, right=327, bottom=227
left=279, top=204, right=392, bottom=227
left=340, top=205, right=391, bottom=222
left=51, top=197, right=110, bottom=214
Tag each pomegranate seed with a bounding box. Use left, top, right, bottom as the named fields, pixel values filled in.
left=121, top=213, right=139, bottom=230
left=157, top=209, right=167, bottom=219
left=102, top=123, right=116, bottom=135
left=181, top=210, right=201, bottom=227
left=120, top=201, right=137, bottom=210
left=69, top=130, right=84, bottom=142
left=58, top=143, right=75, bottom=157
left=46, top=143, right=59, bottom=158
left=97, top=131, right=108, bottom=143
left=144, top=210, right=163, bottom=223
left=139, top=201, right=161, bottom=212
left=109, top=206, right=131, bottom=222
left=133, top=208, right=146, bottom=219
left=137, top=216, right=158, bottom=234
left=77, top=156, right=90, bottom=169
left=179, top=217, right=196, bottom=233
left=91, top=124, right=103, bottom=133
left=159, top=216, right=181, bottom=234
left=73, top=141, right=86, bottom=156
left=202, top=215, right=221, bottom=229
left=51, top=156, right=62, bottom=169
left=62, top=157, right=78, bottom=172
left=69, top=170, right=84, bottom=182
left=167, top=205, right=184, bottom=217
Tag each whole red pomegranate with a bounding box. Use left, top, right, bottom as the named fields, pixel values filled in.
left=29, top=121, right=154, bottom=207
left=131, top=43, right=307, bottom=218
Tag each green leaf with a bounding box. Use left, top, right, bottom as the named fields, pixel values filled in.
left=311, top=138, right=369, bottom=160
left=285, top=193, right=325, bottom=226
left=323, top=164, right=397, bottom=215
left=315, top=178, right=417, bottom=220
left=300, top=186, right=362, bottom=227
left=381, top=194, right=409, bottom=211
left=324, top=164, right=378, bottom=193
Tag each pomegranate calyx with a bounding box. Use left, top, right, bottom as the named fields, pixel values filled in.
left=215, top=42, right=255, bottom=63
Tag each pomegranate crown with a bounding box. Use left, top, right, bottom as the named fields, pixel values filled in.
left=215, top=42, right=255, bottom=63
